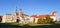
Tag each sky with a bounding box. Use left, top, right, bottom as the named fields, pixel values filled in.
left=0, top=0, right=60, bottom=21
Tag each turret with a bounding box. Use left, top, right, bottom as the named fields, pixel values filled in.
left=52, top=11, right=57, bottom=16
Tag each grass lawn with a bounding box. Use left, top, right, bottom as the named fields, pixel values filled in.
left=0, top=22, right=20, bottom=26
left=0, top=22, right=60, bottom=28
left=26, top=23, right=52, bottom=26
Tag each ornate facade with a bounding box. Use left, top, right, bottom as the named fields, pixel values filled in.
left=2, top=7, right=30, bottom=24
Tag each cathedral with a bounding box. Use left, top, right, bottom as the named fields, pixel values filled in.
left=2, top=7, right=30, bottom=24
left=13, top=7, right=30, bottom=24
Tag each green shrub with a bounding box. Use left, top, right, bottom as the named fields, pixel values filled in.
left=37, top=15, right=54, bottom=24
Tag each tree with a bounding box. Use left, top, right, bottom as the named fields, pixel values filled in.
left=37, top=18, right=45, bottom=24
left=37, top=15, right=54, bottom=24
left=46, top=15, right=54, bottom=24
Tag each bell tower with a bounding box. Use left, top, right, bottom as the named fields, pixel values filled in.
left=19, top=9, right=24, bottom=18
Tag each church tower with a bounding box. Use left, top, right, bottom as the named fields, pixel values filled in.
left=19, top=9, right=24, bottom=18
left=13, top=7, right=19, bottom=22
left=14, top=7, right=17, bottom=16
left=19, top=9, right=26, bottom=22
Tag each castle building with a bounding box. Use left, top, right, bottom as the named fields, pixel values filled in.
left=30, top=11, right=57, bottom=23
left=37, top=11, right=57, bottom=21
left=2, top=7, right=30, bottom=23
left=1, top=7, right=57, bottom=23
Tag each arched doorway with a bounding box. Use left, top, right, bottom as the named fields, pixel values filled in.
left=16, top=19, right=20, bottom=23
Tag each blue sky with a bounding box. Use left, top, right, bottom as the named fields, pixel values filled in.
left=0, top=0, right=60, bottom=21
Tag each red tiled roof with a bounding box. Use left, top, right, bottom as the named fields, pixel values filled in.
left=31, top=14, right=56, bottom=19
left=37, top=15, right=48, bottom=18
left=31, top=15, right=38, bottom=18
left=49, top=14, right=55, bottom=16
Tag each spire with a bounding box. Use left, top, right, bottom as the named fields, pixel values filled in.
left=14, top=6, right=18, bottom=16
left=14, top=6, right=18, bottom=12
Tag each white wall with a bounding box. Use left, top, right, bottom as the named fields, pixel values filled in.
left=30, top=17, right=34, bottom=22
left=50, top=16, right=56, bottom=21
left=2, top=14, right=13, bottom=23
left=34, top=18, right=38, bottom=23
left=2, top=15, right=6, bottom=23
